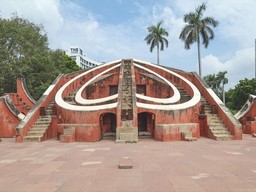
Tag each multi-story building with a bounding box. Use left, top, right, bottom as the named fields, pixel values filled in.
left=66, top=47, right=102, bottom=69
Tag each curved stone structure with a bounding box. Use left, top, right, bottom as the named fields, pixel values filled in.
left=0, top=78, right=36, bottom=138
left=235, top=94, right=256, bottom=135
left=0, top=58, right=242, bottom=142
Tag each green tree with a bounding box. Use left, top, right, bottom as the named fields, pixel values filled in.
left=0, top=15, right=81, bottom=100
left=145, top=21, right=169, bottom=65
left=226, top=78, right=256, bottom=111
left=179, top=3, right=219, bottom=76
left=49, top=49, right=81, bottom=74
left=0, top=15, right=50, bottom=97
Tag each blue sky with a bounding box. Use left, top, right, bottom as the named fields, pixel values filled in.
left=1, top=0, right=256, bottom=90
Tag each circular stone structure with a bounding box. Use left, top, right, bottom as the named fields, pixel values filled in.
left=55, top=59, right=202, bottom=142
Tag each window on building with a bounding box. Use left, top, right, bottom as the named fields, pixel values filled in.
left=71, top=48, right=78, bottom=53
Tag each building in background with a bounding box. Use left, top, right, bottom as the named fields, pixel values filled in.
left=66, top=47, right=103, bottom=69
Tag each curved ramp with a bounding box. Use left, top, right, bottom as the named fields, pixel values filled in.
left=234, top=94, right=256, bottom=120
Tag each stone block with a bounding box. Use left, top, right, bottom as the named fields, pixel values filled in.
left=120, top=133, right=134, bottom=141
left=118, top=157, right=132, bottom=169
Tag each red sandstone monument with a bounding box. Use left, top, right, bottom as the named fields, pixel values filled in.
left=235, top=94, right=256, bottom=136
left=0, top=59, right=242, bottom=142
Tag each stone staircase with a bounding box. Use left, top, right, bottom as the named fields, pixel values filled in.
left=177, top=86, right=191, bottom=103
left=201, top=97, right=232, bottom=140
left=64, top=92, right=76, bottom=105
left=23, top=101, right=54, bottom=142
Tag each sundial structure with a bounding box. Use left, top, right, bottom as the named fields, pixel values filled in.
left=0, top=59, right=242, bottom=142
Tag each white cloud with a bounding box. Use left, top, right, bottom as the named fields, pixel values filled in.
left=0, top=0, right=63, bottom=30
left=208, top=0, right=256, bottom=47
left=203, top=47, right=255, bottom=89
left=1, top=0, right=256, bottom=89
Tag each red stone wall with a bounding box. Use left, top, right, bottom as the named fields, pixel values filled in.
left=238, top=102, right=256, bottom=134
left=135, top=68, right=172, bottom=99
left=86, top=71, right=120, bottom=99
left=16, top=78, right=35, bottom=107
left=155, top=123, right=199, bottom=141
left=0, top=100, right=20, bottom=137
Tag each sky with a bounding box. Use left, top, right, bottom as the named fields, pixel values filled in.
left=1, top=0, right=256, bottom=90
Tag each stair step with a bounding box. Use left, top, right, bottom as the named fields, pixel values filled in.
left=211, top=131, right=230, bottom=135
left=23, top=136, right=42, bottom=142
left=27, top=132, right=45, bottom=136
left=215, top=135, right=232, bottom=140
left=29, top=128, right=46, bottom=132
left=210, top=127, right=229, bottom=131
left=34, top=124, right=50, bottom=127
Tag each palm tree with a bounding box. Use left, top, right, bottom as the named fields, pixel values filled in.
left=203, top=71, right=228, bottom=104
left=203, top=74, right=218, bottom=91
left=216, top=71, right=228, bottom=104
left=179, top=3, right=219, bottom=76
left=145, top=21, right=169, bottom=65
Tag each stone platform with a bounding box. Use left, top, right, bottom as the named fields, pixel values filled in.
left=0, top=135, right=256, bottom=192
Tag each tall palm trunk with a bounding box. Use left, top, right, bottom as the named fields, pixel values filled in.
left=157, top=43, right=160, bottom=65
left=197, top=32, right=202, bottom=76
left=222, top=84, right=225, bottom=104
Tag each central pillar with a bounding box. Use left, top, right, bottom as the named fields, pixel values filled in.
left=116, top=59, right=138, bottom=142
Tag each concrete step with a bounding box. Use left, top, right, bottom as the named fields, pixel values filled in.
left=27, top=131, right=45, bottom=136
left=211, top=130, right=230, bottom=135
left=215, top=135, right=232, bottom=140
left=38, top=117, right=51, bottom=121
left=209, top=122, right=224, bottom=126
left=23, top=135, right=42, bottom=142
left=29, top=127, right=47, bottom=132
left=36, top=119, right=51, bottom=123
left=32, top=125, right=48, bottom=129
left=210, top=127, right=229, bottom=131
left=209, top=124, right=226, bottom=128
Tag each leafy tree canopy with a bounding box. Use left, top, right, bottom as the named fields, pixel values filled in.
left=225, top=78, right=256, bottom=112
left=0, top=15, right=81, bottom=100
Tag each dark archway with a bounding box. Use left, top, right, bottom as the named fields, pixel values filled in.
left=100, top=113, right=116, bottom=140
left=138, top=112, right=155, bottom=139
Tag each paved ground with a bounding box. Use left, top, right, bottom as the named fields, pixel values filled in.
left=0, top=135, right=256, bottom=192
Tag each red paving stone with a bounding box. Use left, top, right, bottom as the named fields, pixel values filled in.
left=0, top=135, right=256, bottom=192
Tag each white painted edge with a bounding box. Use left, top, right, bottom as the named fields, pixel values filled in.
left=234, top=94, right=256, bottom=119
left=134, top=59, right=201, bottom=110
left=43, top=85, right=55, bottom=96
left=75, top=64, right=121, bottom=104
left=55, top=59, right=121, bottom=111
left=134, top=63, right=180, bottom=103
left=18, top=113, right=25, bottom=120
